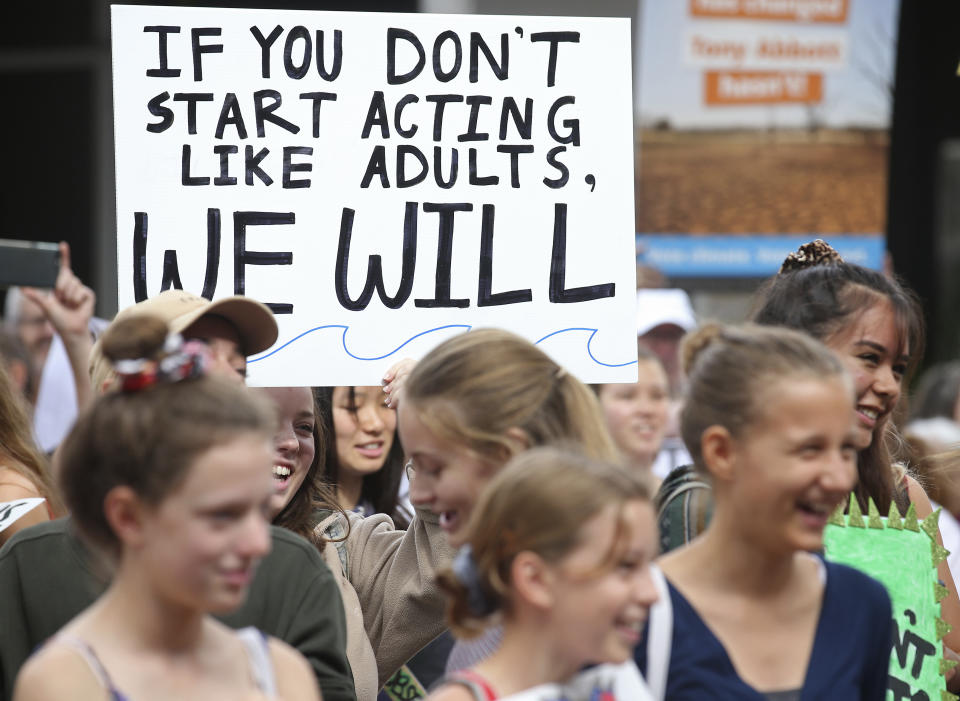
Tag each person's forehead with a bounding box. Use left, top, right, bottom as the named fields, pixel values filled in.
left=832, top=299, right=908, bottom=357
left=182, top=314, right=242, bottom=346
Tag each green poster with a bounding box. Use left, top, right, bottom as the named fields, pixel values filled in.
left=823, top=496, right=956, bottom=701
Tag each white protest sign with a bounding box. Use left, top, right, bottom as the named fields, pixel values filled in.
left=0, top=499, right=46, bottom=534
left=112, top=6, right=638, bottom=386
left=499, top=662, right=654, bottom=701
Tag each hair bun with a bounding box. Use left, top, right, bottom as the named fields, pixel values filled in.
left=779, top=239, right=844, bottom=274
left=100, top=315, right=169, bottom=364
left=681, top=322, right=724, bottom=376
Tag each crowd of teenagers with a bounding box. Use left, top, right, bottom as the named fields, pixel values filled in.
left=0, top=237, right=956, bottom=700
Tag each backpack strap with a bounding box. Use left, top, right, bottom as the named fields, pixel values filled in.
left=654, top=465, right=713, bottom=554
left=655, top=479, right=711, bottom=520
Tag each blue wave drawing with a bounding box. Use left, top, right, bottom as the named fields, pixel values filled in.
left=249, top=325, right=637, bottom=368
left=535, top=327, right=638, bottom=368
left=249, top=324, right=471, bottom=363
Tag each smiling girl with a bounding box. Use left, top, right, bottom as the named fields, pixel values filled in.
left=256, top=386, right=329, bottom=547
left=753, top=240, right=923, bottom=517
left=389, top=328, right=621, bottom=676
left=592, top=348, right=671, bottom=491
left=428, top=448, right=658, bottom=701
left=751, top=239, right=960, bottom=652
left=640, top=323, right=891, bottom=699
left=257, top=384, right=452, bottom=701
left=396, top=328, right=619, bottom=549
left=317, top=386, right=410, bottom=528
left=13, top=315, right=319, bottom=701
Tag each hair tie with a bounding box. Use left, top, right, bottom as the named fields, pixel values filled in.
left=452, top=544, right=498, bottom=617
left=115, top=333, right=211, bottom=392
left=778, top=239, right=844, bottom=274
left=555, top=366, right=567, bottom=380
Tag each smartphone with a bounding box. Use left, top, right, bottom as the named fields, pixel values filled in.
left=0, top=239, right=60, bottom=288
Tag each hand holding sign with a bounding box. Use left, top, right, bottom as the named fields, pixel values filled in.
left=381, top=357, right=415, bottom=410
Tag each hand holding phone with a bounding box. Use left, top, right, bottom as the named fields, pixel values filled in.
left=20, top=242, right=96, bottom=343
left=0, top=239, right=60, bottom=288
left=19, top=242, right=97, bottom=409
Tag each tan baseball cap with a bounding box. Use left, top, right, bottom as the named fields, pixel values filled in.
left=89, top=290, right=278, bottom=389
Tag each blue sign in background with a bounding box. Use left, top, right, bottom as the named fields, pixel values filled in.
left=635, top=235, right=885, bottom=278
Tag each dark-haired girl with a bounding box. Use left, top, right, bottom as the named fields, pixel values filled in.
left=257, top=384, right=452, bottom=701
left=316, top=386, right=411, bottom=529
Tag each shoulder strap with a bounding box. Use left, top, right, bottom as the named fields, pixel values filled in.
left=444, top=669, right=498, bottom=700
left=654, top=466, right=713, bottom=554
left=236, top=627, right=278, bottom=697
left=644, top=564, right=673, bottom=701
left=56, top=635, right=123, bottom=698
left=654, top=467, right=710, bottom=520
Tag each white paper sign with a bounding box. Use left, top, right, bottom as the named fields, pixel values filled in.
left=111, top=5, right=638, bottom=386
left=499, top=662, right=654, bottom=701
left=0, top=498, right=46, bottom=534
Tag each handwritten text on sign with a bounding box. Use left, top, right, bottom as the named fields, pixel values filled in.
left=111, top=6, right=638, bottom=385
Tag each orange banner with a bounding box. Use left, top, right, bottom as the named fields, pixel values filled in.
left=690, top=0, right=848, bottom=24
left=704, top=70, right=823, bottom=105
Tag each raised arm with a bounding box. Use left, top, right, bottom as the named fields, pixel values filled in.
left=342, top=504, right=455, bottom=687
left=21, top=242, right=96, bottom=412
